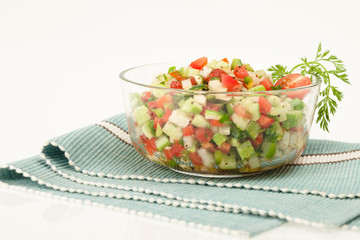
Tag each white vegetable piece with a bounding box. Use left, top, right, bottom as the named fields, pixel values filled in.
left=194, top=94, right=206, bottom=106
left=197, top=148, right=215, bottom=168
left=218, top=125, right=231, bottom=135
left=183, top=136, right=196, bottom=148
left=181, top=79, right=192, bottom=90
left=168, top=109, right=192, bottom=128
left=199, top=66, right=212, bottom=78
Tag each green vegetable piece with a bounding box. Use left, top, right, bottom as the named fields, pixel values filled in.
left=219, top=113, right=230, bottom=124
left=218, top=151, right=237, bottom=170
left=254, top=70, right=266, bottom=78
left=155, top=135, right=170, bottom=151
left=179, top=67, right=189, bottom=78
left=189, top=84, right=207, bottom=90
left=153, top=108, right=164, bottom=118
left=229, top=137, right=240, bottom=147
left=243, top=76, right=253, bottom=84
left=134, top=105, right=151, bottom=126
left=237, top=140, right=255, bottom=160
left=262, top=141, right=277, bottom=159
left=244, top=63, right=254, bottom=72
left=210, top=77, right=221, bottom=81
left=212, top=133, right=227, bottom=146
left=290, top=98, right=305, bottom=110
left=265, top=122, right=283, bottom=142
left=214, top=150, right=222, bottom=164
left=245, top=121, right=262, bottom=140
left=168, top=66, right=176, bottom=73
left=231, top=58, right=242, bottom=69
left=190, top=102, right=203, bottom=114
left=248, top=85, right=267, bottom=92
left=142, top=120, right=155, bottom=139
left=155, top=123, right=162, bottom=137
left=226, top=104, right=235, bottom=115
left=286, top=110, right=304, bottom=127
left=230, top=125, right=247, bottom=140
left=167, top=159, right=178, bottom=168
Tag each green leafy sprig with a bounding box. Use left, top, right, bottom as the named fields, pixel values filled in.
left=268, top=43, right=350, bottom=132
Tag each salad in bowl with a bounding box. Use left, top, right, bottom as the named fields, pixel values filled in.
left=120, top=45, right=348, bottom=177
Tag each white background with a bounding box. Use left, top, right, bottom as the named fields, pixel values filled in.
left=0, top=0, right=359, bottom=239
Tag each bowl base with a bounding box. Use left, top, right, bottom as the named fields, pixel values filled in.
left=170, top=168, right=262, bottom=178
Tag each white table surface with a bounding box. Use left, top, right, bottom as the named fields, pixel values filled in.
left=1, top=0, right=360, bottom=239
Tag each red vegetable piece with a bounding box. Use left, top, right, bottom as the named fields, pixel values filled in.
left=163, top=148, right=173, bottom=160
left=194, top=128, right=214, bottom=143
left=233, top=65, right=249, bottom=79
left=234, top=104, right=251, bottom=119
left=183, top=124, right=194, bottom=136
left=159, top=108, right=172, bottom=125
left=170, top=80, right=182, bottom=89
left=258, top=96, right=272, bottom=114
left=220, top=142, right=231, bottom=154
left=189, top=152, right=203, bottom=166
left=171, top=143, right=185, bottom=157
left=221, top=74, right=240, bottom=88
left=250, top=133, right=264, bottom=148
left=208, top=119, right=225, bottom=126
left=258, top=115, right=275, bottom=129
left=260, top=77, right=273, bottom=90
left=201, top=142, right=216, bottom=153
left=209, top=68, right=227, bottom=78
left=190, top=57, right=208, bottom=70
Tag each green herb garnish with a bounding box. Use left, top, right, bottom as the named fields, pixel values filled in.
left=268, top=43, right=350, bottom=132
left=189, top=84, right=207, bottom=90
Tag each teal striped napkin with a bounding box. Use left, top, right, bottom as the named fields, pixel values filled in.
left=1, top=114, right=359, bottom=237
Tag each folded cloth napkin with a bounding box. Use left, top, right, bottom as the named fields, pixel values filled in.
left=1, top=114, right=360, bottom=237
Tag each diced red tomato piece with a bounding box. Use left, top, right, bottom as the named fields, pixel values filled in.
left=250, top=133, right=263, bottom=148
left=183, top=124, right=194, bottom=136
left=190, top=76, right=196, bottom=85
left=190, top=57, right=208, bottom=70
left=154, top=117, right=159, bottom=130
left=233, top=65, right=249, bottom=79
left=139, top=135, right=147, bottom=143
left=221, top=74, right=241, bottom=88
left=258, top=96, right=272, bottom=114
left=205, top=102, right=222, bottom=111
left=140, top=92, right=152, bottom=102
left=227, top=82, right=243, bottom=92
left=220, top=142, right=231, bottom=154
left=194, top=128, right=214, bottom=143
left=274, top=73, right=311, bottom=99
left=260, top=77, right=273, bottom=91
left=147, top=109, right=156, bottom=119
left=148, top=138, right=157, bottom=151
left=221, top=58, right=229, bottom=63
left=189, top=152, right=203, bottom=166
left=144, top=144, right=154, bottom=155
left=209, top=68, right=227, bottom=78
left=201, top=142, right=216, bottom=153
left=208, top=119, right=225, bottom=126
left=234, top=104, right=251, bottom=119
left=147, top=101, right=157, bottom=109
left=156, top=94, right=173, bottom=108
left=170, top=80, right=182, bottom=89
left=171, top=143, right=185, bottom=157
left=159, top=108, right=172, bottom=125
left=163, top=148, right=173, bottom=160
left=169, top=71, right=184, bottom=81
left=258, top=115, right=275, bottom=129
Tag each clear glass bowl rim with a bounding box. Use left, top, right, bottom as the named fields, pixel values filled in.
left=119, top=62, right=321, bottom=95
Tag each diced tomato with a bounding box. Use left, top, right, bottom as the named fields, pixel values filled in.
left=139, top=135, right=147, bottom=143
left=190, top=57, right=208, bottom=70
left=205, top=102, right=222, bottom=111
left=258, top=115, right=275, bottom=129
left=208, top=119, right=225, bottom=126
left=258, top=96, right=272, bottom=114
left=194, top=128, right=214, bottom=143
left=227, top=82, right=243, bottom=92
left=163, top=148, right=173, bottom=160
left=274, top=73, right=311, bottom=99
left=156, top=94, right=173, bottom=108
left=260, top=77, right=273, bottom=91
left=148, top=138, right=157, bottom=151
left=221, top=74, right=241, bottom=88
left=144, top=144, right=154, bottom=155
left=140, top=91, right=152, bottom=102
left=221, top=58, right=229, bottom=63
left=234, top=104, right=251, bottom=119
left=170, top=71, right=184, bottom=81
left=159, top=108, right=172, bottom=125
left=209, top=68, right=227, bottom=78
left=147, top=101, right=157, bottom=109
left=171, top=143, right=185, bottom=157
left=170, top=80, right=182, bottom=89
left=189, top=152, right=203, bottom=166
left=220, top=142, right=231, bottom=154
left=183, top=124, right=194, bottom=136
left=201, top=142, right=216, bottom=153
left=250, top=133, right=263, bottom=148
left=233, top=65, right=249, bottom=79
left=147, top=109, right=156, bottom=119
left=154, top=117, right=159, bottom=129
left=190, top=76, right=196, bottom=85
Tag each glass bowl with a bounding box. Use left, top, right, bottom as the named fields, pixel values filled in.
left=119, top=63, right=321, bottom=177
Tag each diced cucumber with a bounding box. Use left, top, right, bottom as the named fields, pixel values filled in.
left=246, top=102, right=260, bottom=121
left=210, top=126, right=219, bottom=134
left=229, top=137, right=240, bottom=147
left=212, top=133, right=227, bottom=146
left=248, top=85, right=266, bottom=92
left=214, top=150, right=222, bottom=164
left=269, top=102, right=291, bottom=122
left=168, top=109, right=192, bottom=128
left=218, top=151, right=237, bottom=170
left=190, top=102, right=203, bottom=114
left=153, top=108, right=164, bottom=118
left=240, top=97, right=255, bottom=107
left=180, top=98, right=194, bottom=113
left=207, top=60, right=218, bottom=68
left=168, top=66, right=176, bottom=73
left=133, top=105, right=151, bottom=126
left=226, top=104, right=235, bottom=115
left=162, top=122, right=183, bottom=141
left=262, top=141, right=277, bottom=159
left=237, top=140, right=255, bottom=160
left=197, top=148, right=215, bottom=168
left=230, top=125, right=248, bottom=140
left=231, top=113, right=250, bottom=131
left=130, top=98, right=142, bottom=110
left=188, top=68, right=200, bottom=77
left=231, top=58, right=242, bottom=69
left=247, top=156, right=261, bottom=169
left=183, top=136, right=196, bottom=148
left=265, top=121, right=284, bottom=142
left=215, top=60, right=230, bottom=70
left=155, top=123, right=162, bottom=137
left=205, top=110, right=223, bottom=120
left=278, top=131, right=290, bottom=150
left=141, top=120, right=155, bottom=139
left=179, top=67, right=189, bottom=78
left=187, top=146, right=197, bottom=153
left=267, top=95, right=282, bottom=106
left=286, top=110, right=304, bottom=127
left=246, top=121, right=262, bottom=140
left=290, top=98, right=305, bottom=110
left=218, top=125, right=230, bottom=135
left=254, top=70, right=266, bottom=78
left=194, top=94, right=206, bottom=106
left=244, top=63, right=254, bottom=72
left=191, top=115, right=210, bottom=128
left=155, top=135, right=170, bottom=151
